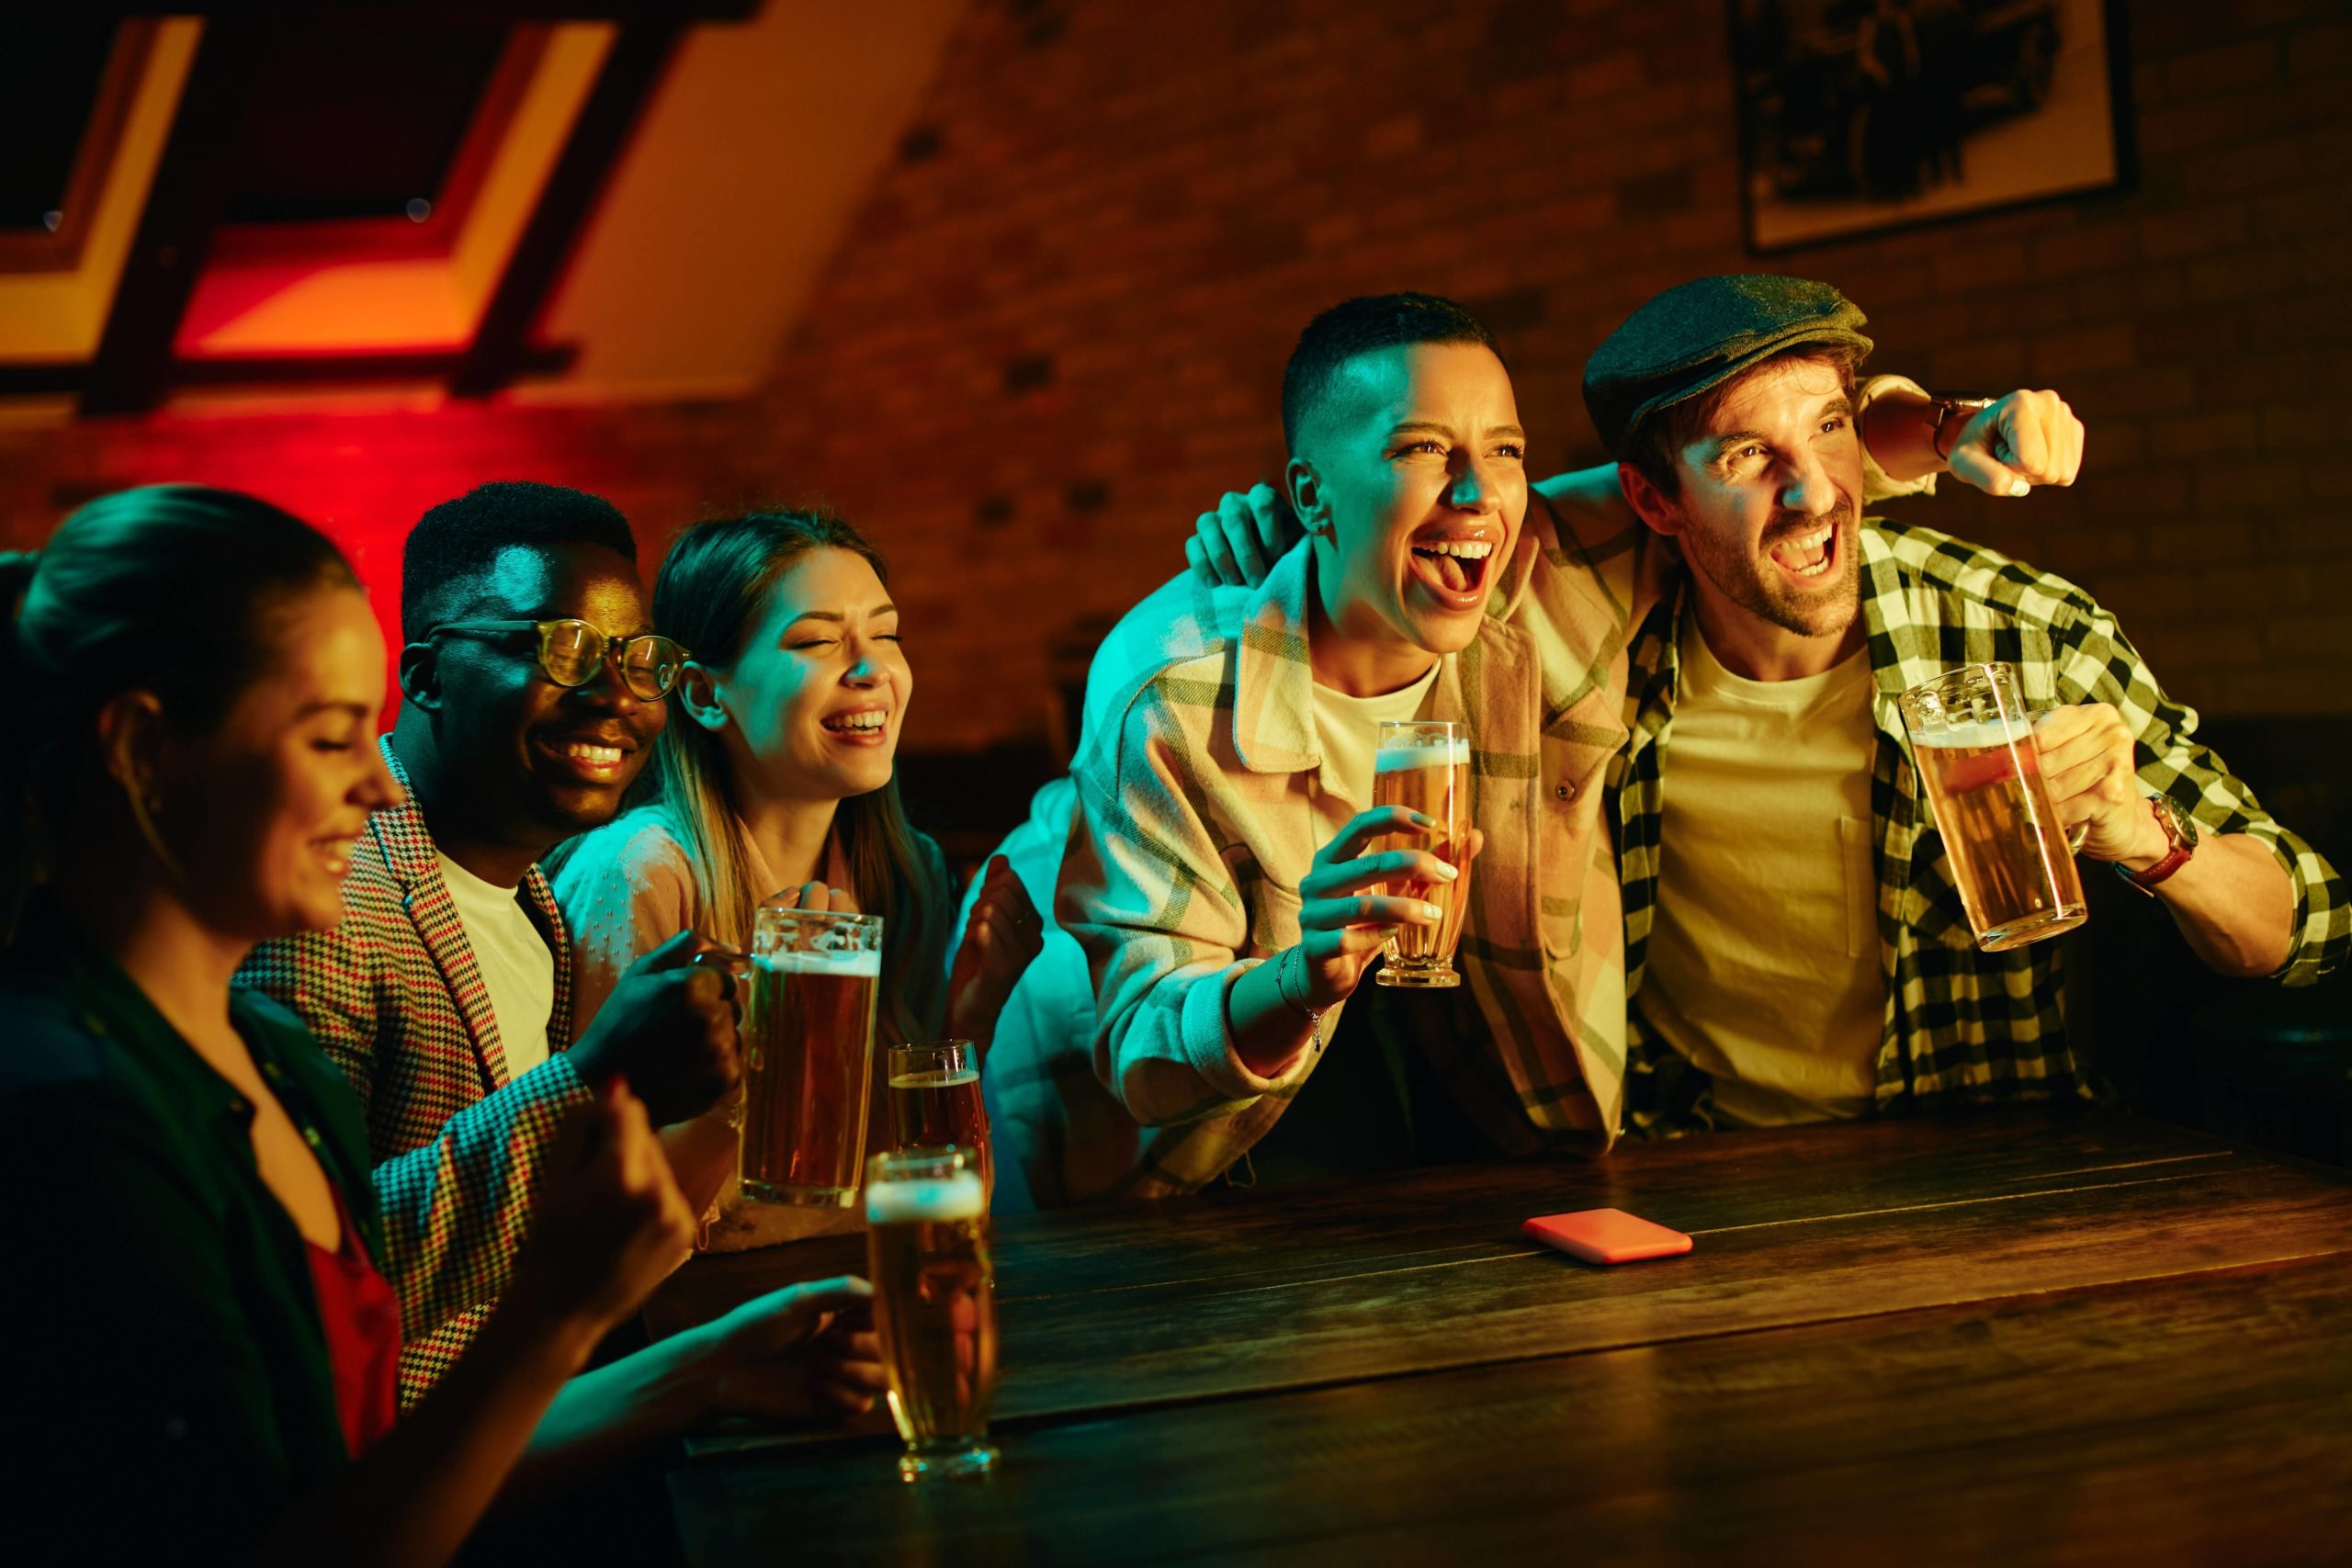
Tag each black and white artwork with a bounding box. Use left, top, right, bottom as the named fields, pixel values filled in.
left=1731, top=0, right=2127, bottom=252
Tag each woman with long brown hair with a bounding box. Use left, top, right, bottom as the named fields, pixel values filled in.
left=555, top=510, right=1040, bottom=1237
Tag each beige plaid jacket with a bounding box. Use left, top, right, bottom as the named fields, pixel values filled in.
left=1051, top=384, right=1959, bottom=1197
left=1058, top=479, right=1656, bottom=1196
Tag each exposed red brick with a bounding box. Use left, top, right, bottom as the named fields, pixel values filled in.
left=2, top=0, right=2344, bottom=739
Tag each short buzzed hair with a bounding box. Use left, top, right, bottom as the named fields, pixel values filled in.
left=1281, top=292, right=1498, bottom=455
left=400, top=480, right=638, bottom=643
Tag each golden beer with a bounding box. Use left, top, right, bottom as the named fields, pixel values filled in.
left=740, top=909, right=884, bottom=1206
left=887, top=1041, right=993, bottom=1206
left=1374, top=720, right=1469, bottom=987
left=865, top=1148, right=997, bottom=1482
left=1900, top=665, right=2087, bottom=953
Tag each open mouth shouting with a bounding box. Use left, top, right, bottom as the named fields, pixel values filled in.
left=1766, top=515, right=1841, bottom=583
left=1407, top=526, right=1500, bottom=611
left=821, top=705, right=893, bottom=748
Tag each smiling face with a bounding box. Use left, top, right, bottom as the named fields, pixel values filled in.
left=692, top=547, right=910, bottom=806
left=1289, top=340, right=1527, bottom=687
left=164, top=584, right=401, bottom=941
left=425, top=540, right=666, bottom=843
left=1629, top=354, right=1866, bottom=664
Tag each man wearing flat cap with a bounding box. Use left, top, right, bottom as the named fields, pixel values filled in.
left=1593, top=275, right=2344, bottom=1132
left=1010, top=285, right=2166, bottom=1208
left=1035, top=276, right=2344, bottom=1202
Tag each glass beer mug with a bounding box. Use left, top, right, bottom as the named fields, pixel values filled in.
left=1897, top=662, right=2087, bottom=952
left=738, top=906, right=884, bottom=1206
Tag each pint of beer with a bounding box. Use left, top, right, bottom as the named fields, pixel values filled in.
left=739, top=908, right=884, bottom=1206
left=1899, top=663, right=2087, bottom=952
left=1373, top=719, right=1470, bottom=987
left=887, top=1040, right=993, bottom=1206
left=865, top=1147, right=998, bottom=1482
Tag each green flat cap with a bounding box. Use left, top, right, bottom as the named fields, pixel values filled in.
left=1582, top=275, right=1873, bottom=458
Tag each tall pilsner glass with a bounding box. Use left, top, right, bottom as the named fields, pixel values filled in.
left=1898, top=661, right=2087, bottom=952
left=739, top=907, right=884, bottom=1206
left=1374, top=718, right=1470, bottom=988
left=888, top=1040, right=993, bottom=1206
left=866, top=1146, right=998, bottom=1482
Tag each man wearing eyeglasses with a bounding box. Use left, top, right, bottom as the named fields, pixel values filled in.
left=241, top=480, right=740, bottom=1404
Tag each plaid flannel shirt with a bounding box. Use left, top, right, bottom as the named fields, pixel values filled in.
left=1611, top=519, right=2349, bottom=1133
left=236, top=739, right=592, bottom=1404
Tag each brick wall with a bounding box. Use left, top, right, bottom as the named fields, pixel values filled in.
left=6, top=0, right=2346, bottom=758
left=746, top=0, right=2352, bottom=746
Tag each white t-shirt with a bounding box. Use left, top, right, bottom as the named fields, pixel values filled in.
left=1635, top=617, right=1886, bottom=1126
left=435, top=851, right=557, bottom=1080
left=1311, top=664, right=1442, bottom=811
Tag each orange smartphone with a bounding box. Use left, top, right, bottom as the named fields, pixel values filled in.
left=1523, top=1207, right=1693, bottom=1265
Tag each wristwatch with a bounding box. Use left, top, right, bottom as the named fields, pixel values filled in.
left=2117, top=795, right=2199, bottom=895
left=1930, top=395, right=1997, bottom=463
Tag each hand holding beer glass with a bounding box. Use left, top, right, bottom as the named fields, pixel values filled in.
left=1899, top=662, right=2088, bottom=952
left=1374, top=719, right=1471, bottom=987
left=887, top=1040, right=992, bottom=1206
left=739, top=906, right=884, bottom=1206
left=865, top=1147, right=997, bottom=1482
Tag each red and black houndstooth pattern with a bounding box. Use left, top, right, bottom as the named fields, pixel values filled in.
left=237, top=739, right=592, bottom=1405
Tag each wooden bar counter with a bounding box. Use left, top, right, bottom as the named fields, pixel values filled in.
left=643, top=1109, right=2352, bottom=1565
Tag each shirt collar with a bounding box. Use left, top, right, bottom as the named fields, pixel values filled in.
left=9, top=912, right=258, bottom=1130
left=1230, top=541, right=1322, bottom=774
left=1857, top=523, right=1945, bottom=739
left=1632, top=521, right=1928, bottom=741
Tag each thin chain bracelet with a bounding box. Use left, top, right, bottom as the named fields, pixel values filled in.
left=1277, top=944, right=1328, bottom=1055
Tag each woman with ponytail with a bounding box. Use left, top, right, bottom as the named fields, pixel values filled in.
left=555, top=510, right=1043, bottom=1237
left=0, top=488, right=875, bottom=1564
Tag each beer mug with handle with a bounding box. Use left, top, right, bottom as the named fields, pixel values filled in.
left=1374, top=718, right=1471, bottom=987
left=740, top=906, right=884, bottom=1205
left=866, top=1146, right=998, bottom=1482
left=1898, top=662, right=2088, bottom=952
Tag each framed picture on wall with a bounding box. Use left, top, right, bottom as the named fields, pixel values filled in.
left=1730, top=0, right=2131, bottom=253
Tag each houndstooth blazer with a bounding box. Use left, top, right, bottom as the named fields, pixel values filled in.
left=237, top=739, right=592, bottom=1404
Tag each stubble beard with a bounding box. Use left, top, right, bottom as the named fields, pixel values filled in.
left=1683, top=502, right=1861, bottom=642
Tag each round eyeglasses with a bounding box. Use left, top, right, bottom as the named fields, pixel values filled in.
left=425, top=618, right=687, bottom=702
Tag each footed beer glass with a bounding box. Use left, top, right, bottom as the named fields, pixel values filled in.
left=739, top=907, right=883, bottom=1205
left=866, top=1146, right=998, bottom=1482
left=1898, top=662, right=2087, bottom=952
left=1374, top=719, right=1470, bottom=987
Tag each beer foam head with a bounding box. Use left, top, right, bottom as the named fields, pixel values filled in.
left=888, top=1069, right=980, bottom=1089
left=755, top=947, right=882, bottom=978
left=1912, top=718, right=2026, bottom=750
left=1375, top=738, right=1470, bottom=773
left=865, top=1169, right=987, bottom=1224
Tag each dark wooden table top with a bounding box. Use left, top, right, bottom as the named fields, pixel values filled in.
left=648, top=1109, right=2352, bottom=1565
